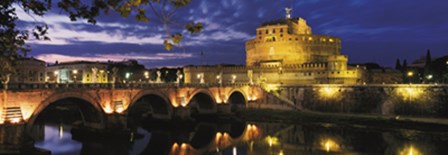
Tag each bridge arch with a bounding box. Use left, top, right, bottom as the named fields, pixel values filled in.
left=129, top=90, right=173, bottom=120
left=227, top=89, right=248, bottom=112
left=188, top=89, right=217, bottom=114
left=26, top=91, right=104, bottom=134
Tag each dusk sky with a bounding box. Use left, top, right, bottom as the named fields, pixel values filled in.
left=16, top=0, right=448, bottom=68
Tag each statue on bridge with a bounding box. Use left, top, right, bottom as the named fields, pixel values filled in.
left=176, top=70, right=182, bottom=84
left=91, top=67, right=98, bottom=83
left=248, top=70, right=254, bottom=85
left=156, top=70, right=163, bottom=83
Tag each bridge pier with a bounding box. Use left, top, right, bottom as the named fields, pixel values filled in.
left=173, top=107, right=191, bottom=120
left=105, top=114, right=127, bottom=130
left=217, top=104, right=231, bottom=114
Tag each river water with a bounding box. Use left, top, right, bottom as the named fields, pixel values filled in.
left=32, top=120, right=448, bottom=155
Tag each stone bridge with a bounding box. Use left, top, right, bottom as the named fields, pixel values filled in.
left=0, top=83, right=267, bottom=131
left=274, top=84, right=448, bottom=117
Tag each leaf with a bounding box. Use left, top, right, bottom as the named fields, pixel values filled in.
left=136, top=9, right=149, bottom=22
left=131, top=0, right=142, bottom=6
left=172, top=0, right=191, bottom=7
left=163, top=40, right=174, bottom=51
left=171, top=33, right=182, bottom=44
left=185, top=22, right=203, bottom=34
left=117, top=2, right=132, bottom=17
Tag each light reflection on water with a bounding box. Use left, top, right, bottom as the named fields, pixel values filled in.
left=34, top=124, right=81, bottom=155
left=32, top=122, right=448, bottom=155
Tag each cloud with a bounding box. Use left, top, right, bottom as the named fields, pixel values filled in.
left=35, top=53, right=194, bottom=63
left=15, top=5, right=161, bottom=45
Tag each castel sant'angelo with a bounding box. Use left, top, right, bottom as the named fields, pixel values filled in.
left=184, top=8, right=361, bottom=85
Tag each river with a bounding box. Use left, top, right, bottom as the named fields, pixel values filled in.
left=32, top=119, right=448, bottom=155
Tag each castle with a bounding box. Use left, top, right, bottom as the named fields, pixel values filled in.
left=184, top=8, right=361, bottom=85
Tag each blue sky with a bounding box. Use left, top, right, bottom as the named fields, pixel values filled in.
left=15, top=0, right=448, bottom=68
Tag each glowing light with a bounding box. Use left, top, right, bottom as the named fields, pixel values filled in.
left=104, top=104, right=114, bottom=114
left=243, top=124, right=260, bottom=141
left=125, top=72, right=131, bottom=79
left=396, top=87, right=423, bottom=99
left=54, top=71, right=59, bottom=75
left=320, top=139, right=339, bottom=152
left=265, top=136, right=279, bottom=147
left=59, top=124, right=63, bottom=139
left=144, top=71, right=149, bottom=76
left=399, top=145, right=422, bottom=155
left=72, top=70, right=78, bottom=74
left=171, top=143, right=179, bottom=153
left=264, top=84, right=280, bottom=92
left=181, top=143, right=188, bottom=149
left=279, top=150, right=284, bottom=155
left=319, top=86, right=339, bottom=98
left=407, top=71, right=414, bottom=77
left=178, top=96, right=187, bottom=107
left=232, top=75, right=237, bottom=79
left=248, top=96, right=258, bottom=101
left=115, top=107, right=124, bottom=113
left=10, top=118, right=21, bottom=124
left=426, top=75, right=433, bottom=79
left=233, top=147, right=237, bottom=155
left=329, top=38, right=334, bottom=42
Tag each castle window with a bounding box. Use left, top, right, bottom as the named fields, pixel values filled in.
left=266, top=30, right=268, bottom=34
left=258, top=31, right=261, bottom=35
left=295, top=38, right=298, bottom=41
left=280, top=34, right=283, bottom=37
left=289, top=38, right=291, bottom=41
left=273, top=29, right=276, bottom=33
left=280, top=28, right=283, bottom=33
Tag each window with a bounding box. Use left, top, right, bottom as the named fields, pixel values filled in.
left=280, top=28, right=283, bottom=33
left=266, top=30, right=268, bottom=34
left=273, top=29, right=276, bottom=33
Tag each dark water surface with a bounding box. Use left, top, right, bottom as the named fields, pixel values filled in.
left=32, top=120, right=448, bottom=155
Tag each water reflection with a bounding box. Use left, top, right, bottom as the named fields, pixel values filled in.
left=23, top=120, right=448, bottom=155
left=34, top=123, right=81, bottom=155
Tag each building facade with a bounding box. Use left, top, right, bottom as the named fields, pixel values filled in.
left=47, top=61, right=109, bottom=83
left=11, top=58, right=46, bottom=84
left=184, top=10, right=361, bottom=85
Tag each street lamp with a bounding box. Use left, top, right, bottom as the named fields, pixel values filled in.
left=72, top=70, right=78, bottom=83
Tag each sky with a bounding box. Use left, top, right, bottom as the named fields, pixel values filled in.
left=15, top=0, right=448, bottom=68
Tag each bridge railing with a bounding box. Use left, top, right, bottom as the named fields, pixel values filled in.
left=1, top=82, right=255, bottom=90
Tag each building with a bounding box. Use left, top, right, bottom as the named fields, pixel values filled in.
left=184, top=8, right=361, bottom=85
left=11, top=58, right=46, bottom=84
left=47, top=61, right=109, bottom=83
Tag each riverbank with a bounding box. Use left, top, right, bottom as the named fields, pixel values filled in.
left=238, top=109, right=448, bottom=132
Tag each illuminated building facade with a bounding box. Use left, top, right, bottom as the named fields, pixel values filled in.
left=11, top=58, right=46, bottom=84
left=47, top=61, right=109, bottom=83
left=184, top=9, right=361, bottom=85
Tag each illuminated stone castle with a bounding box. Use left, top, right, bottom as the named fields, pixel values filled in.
left=185, top=8, right=362, bottom=85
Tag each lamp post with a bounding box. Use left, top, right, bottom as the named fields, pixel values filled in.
left=445, top=60, right=448, bottom=83
left=407, top=71, right=414, bottom=84
left=72, top=70, right=78, bottom=83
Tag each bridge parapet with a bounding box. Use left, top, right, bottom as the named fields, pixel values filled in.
left=2, top=83, right=254, bottom=90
